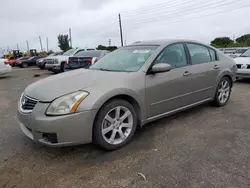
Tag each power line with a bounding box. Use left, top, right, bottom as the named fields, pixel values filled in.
left=122, top=0, right=244, bottom=24
left=122, top=0, right=204, bottom=16
left=121, top=0, right=195, bottom=15
left=125, top=4, right=250, bottom=29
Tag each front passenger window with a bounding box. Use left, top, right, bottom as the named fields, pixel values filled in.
left=155, top=43, right=187, bottom=68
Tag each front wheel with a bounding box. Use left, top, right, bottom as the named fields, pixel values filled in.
left=212, top=77, right=232, bottom=107
left=22, top=63, right=28, bottom=68
left=93, top=99, right=137, bottom=150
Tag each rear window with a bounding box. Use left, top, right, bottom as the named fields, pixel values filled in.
left=209, top=48, right=217, bottom=61
left=74, top=51, right=102, bottom=57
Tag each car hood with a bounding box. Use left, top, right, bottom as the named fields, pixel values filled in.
left=47, top=55, right=69, bottom=61
left=24, top=69, right=134, bottom=102
left=234, top=57, right=250, bottom=65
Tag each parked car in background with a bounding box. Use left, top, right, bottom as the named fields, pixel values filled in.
left=0, top=58, right=12, bottom=75
left=4, top=57, right=26, bottom=67
left=16, top=56, right=42, bottom=68
left=234, top=48, right=250, bottom=78
left=64, top=50, right=109, bottom=72
left=219, top=47, right=249, bottom=58
left=45, top=48, right=95, bottom=73
left=18, top=39, right=236, bottom=150
left=36, top=53, right=63, bottom=69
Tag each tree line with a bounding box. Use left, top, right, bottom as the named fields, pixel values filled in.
left=210, top=34, right=250, bottom=48
left=57, top=34, right=117, bottom=52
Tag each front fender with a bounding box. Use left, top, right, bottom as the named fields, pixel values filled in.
left=77, top=88, right=146, bottom=122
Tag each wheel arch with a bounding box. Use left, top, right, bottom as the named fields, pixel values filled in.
left=93, top=93, right=143, bottom=126
left=216, top=70, right=234, bottom=87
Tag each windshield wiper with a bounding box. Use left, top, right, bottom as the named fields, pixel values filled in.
left=99, top=68, right=114, bottom=71
left=240, top=55, right=249, bottom=57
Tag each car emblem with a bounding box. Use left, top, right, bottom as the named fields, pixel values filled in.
left=242, top=65, right=246, bottom=69
left=21, top=96, right=26, bottom=106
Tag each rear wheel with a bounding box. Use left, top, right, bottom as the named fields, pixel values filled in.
left=22, top=63, right=28, bottom=68
left=93, top=99, right=137, bottom=150
left=212, top=77, right=232, bottom=107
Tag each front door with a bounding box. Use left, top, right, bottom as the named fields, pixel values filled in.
left=145, top=43, right=193, bottom=118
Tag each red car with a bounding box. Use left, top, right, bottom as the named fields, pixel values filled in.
left=4, top=57, right=29, bottom=67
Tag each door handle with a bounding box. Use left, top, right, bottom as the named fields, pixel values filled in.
left=183, top=71, right=192, bottom=76
left=214, top=65, right=220, bottom=69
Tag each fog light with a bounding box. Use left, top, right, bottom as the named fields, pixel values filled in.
left=42, top=133, right=58, bottom=144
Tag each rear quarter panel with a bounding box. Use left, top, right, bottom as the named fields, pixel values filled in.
left=214, top=51, right=237, bottom=90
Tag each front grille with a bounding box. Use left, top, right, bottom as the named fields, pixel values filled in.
left=45, top=59, right=54, bottom=64
left=236, top=64, right=242, bottom=69
left=21, top=95, right=38, bottom=111
left=247, top=65, right=250, bottom=69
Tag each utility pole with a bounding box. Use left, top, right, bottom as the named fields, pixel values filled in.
left=39, top=36, right=43, bottom=52
left=109, top=39, right=111, bottom=46
left=16, top=44, right=19, bottom=51
left=26, top=40, right=30, bottom=52
left=118, top=13, right=124, bottom=47
left=46, top=37, right=49, bottom=52
left=69, top=28, right=72, bottom=47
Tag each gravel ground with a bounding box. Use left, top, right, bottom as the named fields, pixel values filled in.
left=0, top=68, right=250, bottom=188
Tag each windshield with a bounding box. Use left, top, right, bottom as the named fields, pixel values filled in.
left=63, top=49, right=75, bottom=56
left=90, top=46, right=158, bottom=72
left=240, top=49, right=250, bottom=57
left=74, top=51, right=102, bottom=57
left=48, top=53, right=55, bottom=57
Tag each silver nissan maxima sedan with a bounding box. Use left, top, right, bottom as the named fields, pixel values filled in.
left=18, top=39, right=237, bottom=150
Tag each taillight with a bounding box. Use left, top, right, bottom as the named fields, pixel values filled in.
left=4, top=61, right=8, bottom=65
left=66, top=58, right=72, bottom=64
left=94, top=58, right=99, bottom=63
left=87, top=59, right=92, bottom=63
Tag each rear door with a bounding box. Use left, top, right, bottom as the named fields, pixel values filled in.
left=182, top=43, right=220, bottom=106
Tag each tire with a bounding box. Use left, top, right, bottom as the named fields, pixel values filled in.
left=60, top=62, right=65, bottom=73
left=93, top=99, right=137, bottom=150
left=212, top=77, right=232, bottom=107
left=40, top=64, right=45, bottom=70
left=22, top=63, right=28, bottom=68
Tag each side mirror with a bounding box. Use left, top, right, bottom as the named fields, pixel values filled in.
left=150, top=63, right=171, bottom=74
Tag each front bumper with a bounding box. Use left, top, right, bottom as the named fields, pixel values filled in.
left=45, top=64, right=60, bottom=68
left=17, top=101, right=98, bottom=147
left=236, top=69, right=250, bottom=78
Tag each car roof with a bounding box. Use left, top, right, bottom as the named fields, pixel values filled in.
left=130, top=39, right=208, bottom=46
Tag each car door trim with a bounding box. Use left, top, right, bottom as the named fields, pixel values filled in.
left=151, top=86, right=213, bottom=106
left=147, top=98, right=212, bottom=122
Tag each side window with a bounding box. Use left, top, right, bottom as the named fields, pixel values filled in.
left=209, top=48, right=217, bottom=61
left=186, top=43, right=211, bottom=65
left=74, top=50, right=85, bottom=56
left=155, top=43, right=187, bottom=68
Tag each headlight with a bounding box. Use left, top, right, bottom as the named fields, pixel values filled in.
left=46, top=91, right=89, bottom=116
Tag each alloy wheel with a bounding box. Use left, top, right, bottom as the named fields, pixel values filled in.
left=218, top=80, right=230, bottom=104
left=101, top=106, right=133, bottom=145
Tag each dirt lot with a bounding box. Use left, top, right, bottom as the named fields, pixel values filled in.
left=0, top=68, right=250, bottom=188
